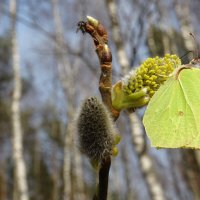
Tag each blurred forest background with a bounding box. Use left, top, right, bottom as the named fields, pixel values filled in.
left=1, top=0, right=200, bottom=200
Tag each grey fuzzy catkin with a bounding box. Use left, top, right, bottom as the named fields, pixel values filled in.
left=77, top=97, right=116, bottom=161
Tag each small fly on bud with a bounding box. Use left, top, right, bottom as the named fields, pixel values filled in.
left=76, top=21, right=87, bottom=34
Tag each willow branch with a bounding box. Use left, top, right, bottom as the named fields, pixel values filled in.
left=77, top=16, right=119, bottom=200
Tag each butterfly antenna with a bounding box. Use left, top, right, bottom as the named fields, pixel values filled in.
left=189, top=32, right=199, bottom=59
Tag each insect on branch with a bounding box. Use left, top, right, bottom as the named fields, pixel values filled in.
left=77, top=16, right=119, bottom=120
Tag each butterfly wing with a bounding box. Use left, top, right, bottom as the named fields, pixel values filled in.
left=178, top=68, right=200, bottom=148
left=143, top=67, right=200, bottom=148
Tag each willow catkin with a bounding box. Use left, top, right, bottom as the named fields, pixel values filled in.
left=77, top=97, right=116, bottom=162
left=122, top=54, right=181, bottom=97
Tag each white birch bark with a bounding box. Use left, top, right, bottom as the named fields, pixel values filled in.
left=51, top=0, right=85, bottom=199
left=10, top=0, right=29, bottom=200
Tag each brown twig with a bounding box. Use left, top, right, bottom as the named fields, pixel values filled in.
left=98, top=157, right=111, bottom=200
left=77, top=17, right=119, bottom=120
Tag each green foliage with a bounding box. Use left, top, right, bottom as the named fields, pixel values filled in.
left=143, top=66, right=200, bottom=149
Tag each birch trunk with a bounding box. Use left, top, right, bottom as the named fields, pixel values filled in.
left=51, top=0, right=85, bottom=199
left=129, top=113, right=165, bottom=200
left=121, top=144, right=136, bottom=200
left=10, top=0, right=29, bottom=200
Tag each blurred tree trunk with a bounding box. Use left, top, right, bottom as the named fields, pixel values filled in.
left=105, top=0, right=165, bottom=199
left=174, top=0, right=194, bottom=51
left=155, top=1, right=175, bottom=54
left=108, top=161, right=121, bottom=200
left=105, top=0, right=129, bottom=75
left=10, top=0, right=29, bottom=200
left=121, top=143, right=136, bottom=200
left=182, top=150, right=200, bottom=200
left=0, top=164, right=7, bottom=200
left=33, top=134, right=41, bottom=199
left=51, top=0, right=85, bottom=199
left=51, top=144, right=59, bottom=200
left=129, top=114, right=165, bottom=200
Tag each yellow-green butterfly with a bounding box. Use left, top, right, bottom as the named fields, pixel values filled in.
left=143, top=63, right=200, bottom=149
